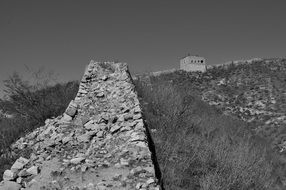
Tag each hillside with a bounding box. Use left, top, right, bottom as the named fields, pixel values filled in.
left=1, top=58, right=285, bottom=190
left=134, top=58, right=286, bottom=190
left=161, top=58, right=286, bottom=150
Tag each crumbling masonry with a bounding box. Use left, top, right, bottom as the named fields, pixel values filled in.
left=0, top=61, right=161, bottom=190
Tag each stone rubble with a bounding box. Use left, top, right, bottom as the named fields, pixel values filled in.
left=0, top=61, right=161, bottom=190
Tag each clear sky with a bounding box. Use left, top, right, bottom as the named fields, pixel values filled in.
left=1, top=0, right=286, bottom=97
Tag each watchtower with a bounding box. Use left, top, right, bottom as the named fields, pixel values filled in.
left=180, top=54, right=206, bottom=72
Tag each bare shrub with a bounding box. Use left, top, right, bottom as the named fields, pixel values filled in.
left=134, top=77, right=278, bottom=190
left=0, top=70, right=79, bottom=179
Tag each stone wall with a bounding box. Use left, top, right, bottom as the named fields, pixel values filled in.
left=180, top=63, right=206, bottom=72
left=0, top=61, right=161, bottom=190
left=206, top=58, right=263, bottom=70
left=180, top=56, right=206, bottom=72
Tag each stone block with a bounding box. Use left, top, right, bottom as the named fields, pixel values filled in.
left=3, top=170, right=16, bottom=181
left=11, top=157, right=29, bottom=171
left=0, top=181, right=21, bottom=190
left=65, top=101, right=78, bottom=117
left=26, top=166, right=39, bottom=175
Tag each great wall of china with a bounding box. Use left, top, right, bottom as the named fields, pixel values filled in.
left=0, top=61, right=161, bottom=190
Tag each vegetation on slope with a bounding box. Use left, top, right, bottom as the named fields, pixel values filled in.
left=0, top=59, right=284, bottom=189
left=0, top=72, right=79, bottom=179
left=134, top=58, right=286, bottom=190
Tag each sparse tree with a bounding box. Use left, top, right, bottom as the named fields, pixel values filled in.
left=1, top=68, right=77, bottom=123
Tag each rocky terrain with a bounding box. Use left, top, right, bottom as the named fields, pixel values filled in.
left=200, top=59, right=286, bottom=151
left=0, top=61, right=161, bottom=190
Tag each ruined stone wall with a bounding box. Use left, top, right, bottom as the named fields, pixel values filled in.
left=0, top=61, right=161, bottom=190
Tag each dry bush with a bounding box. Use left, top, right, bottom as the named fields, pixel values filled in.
left=0, top=72, right=79, bottom=179
left=134, top=78, right=279, bottom=190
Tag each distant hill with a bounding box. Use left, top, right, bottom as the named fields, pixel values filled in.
left=134, top=58, right=286, bottom=190
left=139, top=58, right=286, bottom=150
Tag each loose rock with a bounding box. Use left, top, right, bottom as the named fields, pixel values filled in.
left=11, top=157, right=29, bottom=171
left=0, top=181, right=21, bottom=190
left=3, top=170, right=16, bottom=181
left=26, top=166, right=39, bottom=176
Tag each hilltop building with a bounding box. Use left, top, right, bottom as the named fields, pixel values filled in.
left=180, top=55, right=206, bottom=72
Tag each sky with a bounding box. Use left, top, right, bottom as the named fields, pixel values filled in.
left=0, top=0, right=286, bottom=97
